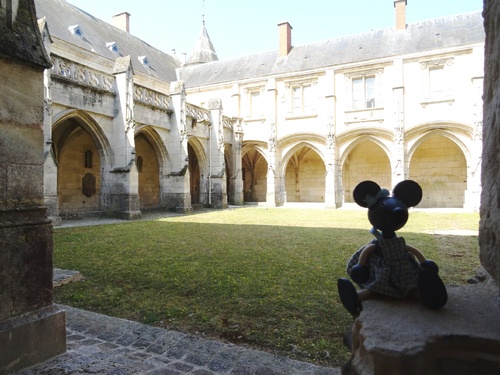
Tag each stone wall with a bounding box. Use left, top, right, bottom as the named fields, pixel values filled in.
left=480, top=0, right=500, bottom=285
left=0, top=0, right=66, bottom=373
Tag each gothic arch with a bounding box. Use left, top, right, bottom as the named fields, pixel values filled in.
left=340, top=136, right=392, bottom=204
left=135, top=126, right=171, bottom=173
left=241, top=142, right=268, bottom=203
left=407, top=129, right=472, bottom=167
left=408, top=130, right=468, bottom=208
left=281, top=141, right=327, bottom=203
left=51, top=109, right=112, bottom=214
left=52, top=109, right=112, bottom=165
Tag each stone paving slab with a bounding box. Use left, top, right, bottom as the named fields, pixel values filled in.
left=15, top=305, right=340, bottom=375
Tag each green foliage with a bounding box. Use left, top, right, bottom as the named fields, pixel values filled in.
left=53, top=208, right=480, bottom=367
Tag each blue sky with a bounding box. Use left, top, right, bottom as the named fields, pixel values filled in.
left=65, top=0, right=483, bottom=60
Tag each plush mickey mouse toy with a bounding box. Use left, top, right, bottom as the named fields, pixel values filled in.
left=337, top=180, right=448, bottom=317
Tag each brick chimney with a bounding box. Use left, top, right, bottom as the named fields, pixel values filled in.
left=113, top=12, right=130, bottom=32
left=278, top=21, right=292, bottom=56
left=394, top=0, right=407, bottom=31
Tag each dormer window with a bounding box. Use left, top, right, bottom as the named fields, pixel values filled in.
left=138, top=55, right=150, bottom=68
left=68, top=25, right=83, bottom=38
left=106, top=42, right=119, bottom=55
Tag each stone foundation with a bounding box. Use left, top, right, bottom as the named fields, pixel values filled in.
left=0, top=305, right=66, bottom=374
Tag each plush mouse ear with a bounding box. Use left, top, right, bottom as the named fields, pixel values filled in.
left=392, top=180, right=422, bottom=207
left=353, top=180, right=381, bottom=207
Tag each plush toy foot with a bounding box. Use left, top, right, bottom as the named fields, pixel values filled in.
left=337, top=278, right=362, bottom=317
left=418, top=269, right=448, bottom=309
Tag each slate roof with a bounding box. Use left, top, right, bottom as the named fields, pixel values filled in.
left=34, top=0, right=181, bottom=82
left=185, top=22, right=219, bottom=66
left=178, top=11, right=485, bottom=88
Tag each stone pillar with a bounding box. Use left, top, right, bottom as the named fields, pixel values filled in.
left=480, top=0, right=500, bottom=285
left=231, top=119, right=245, bottom=206
left=325, top=116, right=339, bottom=208
left=265, top=78, right=284, bottom=206
left=465, top=76, right=483, bottom=211
left=39, top=18, right=61, bottom=225
left=166, top=81, right=192, bottom=213
left=324, top=69, right=339, bottom=208
left=0, top=1, right=66, bottom=373
left=207, top=98, right=228, bottom=208
left=104, top=56, right=141, bottom=219
left=392, top=86, right=405, bottom=186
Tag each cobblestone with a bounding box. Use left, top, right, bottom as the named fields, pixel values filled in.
left=15, top=305, right=340, bottom=375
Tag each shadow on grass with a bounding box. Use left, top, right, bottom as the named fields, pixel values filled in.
left=53, top=214, right=480, bottom=367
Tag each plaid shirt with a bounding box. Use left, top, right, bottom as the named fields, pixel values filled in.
left=346, top=237, right=421, bottom=298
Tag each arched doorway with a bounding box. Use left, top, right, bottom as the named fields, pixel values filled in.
left=53, top=118, right=101, bottom=214
left=242, top=148, right=267, bottom=202
left=135, top=133, right=160, bottom=209
left=409, top=135, right=467, bottom=208
left=342, top=140, right=391, bottom=203
left=284, top=146, right=326, bottom=202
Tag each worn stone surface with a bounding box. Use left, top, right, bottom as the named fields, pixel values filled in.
left=480, top=0, right=500, bottom=286
left=343, top=281, right=500, bottom=375
left=15, top=305, right=340, bottom=375
left=0, top=1, right=66, bottom=373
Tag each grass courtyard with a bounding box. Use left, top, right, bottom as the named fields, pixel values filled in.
left=53, top=207, right=480, bottom=367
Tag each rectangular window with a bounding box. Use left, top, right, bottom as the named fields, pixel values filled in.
left=429, top=67, right=444, bottom=99
left=353, top=76, right=376, bottom=110
left=250, top=91, right=263, bottom=118
left=292, top=85, right=312, bottom=116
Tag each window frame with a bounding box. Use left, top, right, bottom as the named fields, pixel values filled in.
left=284, top=78, right=318, bottom=119
left=352, top=75, right=376, bottom=110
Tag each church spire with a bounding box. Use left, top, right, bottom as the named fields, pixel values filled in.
left=185, top=0, right=219, bottom=66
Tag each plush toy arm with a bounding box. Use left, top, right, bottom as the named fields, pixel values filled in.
left=407, top=245, right=439, bottom=273
left=406, top=245, right=427, bottom=263
left=350, top=244, right=376, bottom=284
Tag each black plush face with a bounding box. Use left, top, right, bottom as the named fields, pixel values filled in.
left=367, top=196, right=409, bottom=233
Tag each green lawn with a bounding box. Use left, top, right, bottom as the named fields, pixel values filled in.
left=53, top=207, right=480, bottom=367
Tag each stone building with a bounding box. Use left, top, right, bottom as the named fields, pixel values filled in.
left=33, top=0, right=484, bottom=223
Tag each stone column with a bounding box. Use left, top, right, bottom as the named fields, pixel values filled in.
left=392, top=58, right=406, bottom=187
left=39, top=18, right=61, bottom=225
left=480, top=0, right=500, bottom=285
left=325, top=116, right=339, bottom=208
left=0, top=1, right=66, bottom=373
left=231, top=119, right=244, bottom=206
left=465, top=77, right=483, bottom=211
left=324, top=69, right=339, bottom=208
left=103, top=56, right=141, bottom=219
left=165, top=81, right=192, bottom=213
left=392, top=86, right=405, bottom=186
left=208, top=98, right=228, bottom=208
left=265, top=78, right=284, bottom=206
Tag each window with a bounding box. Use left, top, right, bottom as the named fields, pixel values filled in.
left=106, top=42, right=120, bottom=55
left=249, top=90, right=263, bottom=118
left=84, top=150, right=92, bottom=168
left=68, top=25, right=83, bottom=38
left=292, top=85, right=313, bottom=116
left=429, top=67, right=444, bottom=99
left=352, top=76, right=375, bottom=110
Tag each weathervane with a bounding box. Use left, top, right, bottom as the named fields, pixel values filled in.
left=202, top=0, right=205, bottom=25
